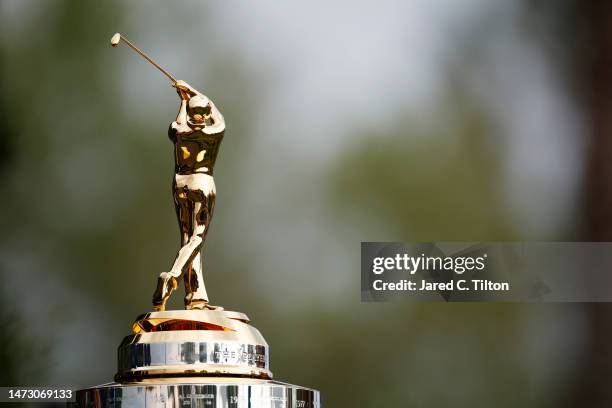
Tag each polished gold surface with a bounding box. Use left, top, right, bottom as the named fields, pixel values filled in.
left=131, top=310, right=250, bottom=334
left=111, top=34, right=225, bottom=311
left=116, top=310, right=272, bottom=381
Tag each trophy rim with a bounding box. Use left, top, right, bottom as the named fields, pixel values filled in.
left=90, top=377, right=317, bottom=391
left=76, top=378, right=321, bottom=408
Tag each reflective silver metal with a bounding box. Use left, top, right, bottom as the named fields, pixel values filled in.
left=116, top=310, right=272, bottom=381
left=75, top=379, right=320, bottom=408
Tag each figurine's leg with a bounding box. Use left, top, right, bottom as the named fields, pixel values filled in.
left=152, top=187, right=191, bottom=311
left=184, top=252, right=209, bottom=308
left=185, top=192, right=215, bottom=310
left=175, top=187, right=194, bottom=274
left=166, top=219, right=205, bottom=277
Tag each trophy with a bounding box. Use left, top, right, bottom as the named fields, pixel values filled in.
left=73, top=34, right=320, bottom=408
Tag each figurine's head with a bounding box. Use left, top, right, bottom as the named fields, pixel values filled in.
left=187, top=95, right=212, bottom=125
left=174, top=80, right=211, bottom=125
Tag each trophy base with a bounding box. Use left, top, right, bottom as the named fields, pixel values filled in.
left=116, top=310, right=272, bottom=381
left=73, top=377, right=320, bottom=408
left=74, top=310, right=320, bottom=407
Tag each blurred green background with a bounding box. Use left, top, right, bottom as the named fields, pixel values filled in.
left=2, top=0, right=612, bottom=406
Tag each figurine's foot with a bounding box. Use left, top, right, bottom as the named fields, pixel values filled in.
left=185, top=293, right=223, bottom=311
left=186, top=302, right=224, bottom=311
left=152, top=272, right=178, bottom=312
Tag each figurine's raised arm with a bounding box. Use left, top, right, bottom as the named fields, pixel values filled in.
left=173, top=80, right=225, bottom=136
left=171, top=82, right=192, bottom=135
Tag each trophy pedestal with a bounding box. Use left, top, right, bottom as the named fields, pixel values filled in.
left=75, top=378, right=320, bottom=408
left=74, top=310, right=320, bottom=408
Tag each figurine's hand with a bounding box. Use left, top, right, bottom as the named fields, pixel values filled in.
left=175, top=80, right=198, bottom=100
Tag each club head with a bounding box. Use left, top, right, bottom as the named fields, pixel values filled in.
left=110, top=33, right=121, bottom=47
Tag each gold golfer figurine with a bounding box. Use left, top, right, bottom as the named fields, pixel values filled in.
left=111, top=33, right=224, bottom=311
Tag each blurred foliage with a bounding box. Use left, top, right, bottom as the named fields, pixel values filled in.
left=0, top=287, right=47, bottom=386
left=318, top=90, right=561, bottom=406
left=269, top=302, right=561, bottom=408
left=331, top=91, right=516, bottom=241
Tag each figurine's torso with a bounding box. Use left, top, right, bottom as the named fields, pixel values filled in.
left=170, top=126, right=224, bottom=175
left=169, top=82, right=225, bottom=176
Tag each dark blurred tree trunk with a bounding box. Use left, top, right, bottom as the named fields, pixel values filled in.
left=584, top=7, right=612, bottom=239
left=571, top=2, right=612, bottom=406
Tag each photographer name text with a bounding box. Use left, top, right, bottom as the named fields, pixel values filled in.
left=372, top=279, right=510, bottom=292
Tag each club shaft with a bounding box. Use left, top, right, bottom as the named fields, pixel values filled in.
left=119, top=36, right=177, bottom=84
